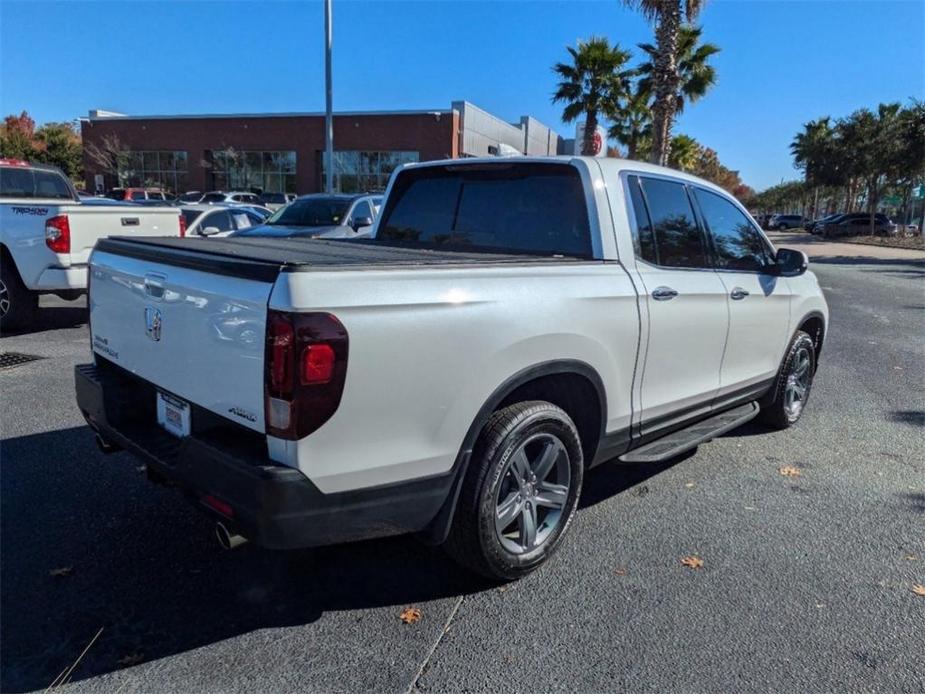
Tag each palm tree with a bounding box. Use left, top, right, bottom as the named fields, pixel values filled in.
left=620, top=0, right=707, bottom=166
left=668, top=134, right=700, bottom=171
left=552, top=37, right=635, bottom=156
left=608, top=85, right=652, bottom=160
left=791, top=117, right=834, bottom=218
left=637, top=25, right=719, bottom=116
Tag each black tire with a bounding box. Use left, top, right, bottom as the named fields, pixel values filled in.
left=445, top=401, right=584, bottom=581
left=759, top=330, right=816, bottom=430
left=0, top=257, right=37, bottom=333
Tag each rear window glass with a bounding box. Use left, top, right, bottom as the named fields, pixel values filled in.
left=377, top=163, right=592, bottom=257
left=267, top=197, right=350, bottom=227
left=1, top=167, right=73, bottom=199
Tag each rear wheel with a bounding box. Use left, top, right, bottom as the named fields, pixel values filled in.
left=0, top=258, right=37, bottom=333
left=445, top=401, right=583, bottom=581
left=760, top=331, right=816, bottom=429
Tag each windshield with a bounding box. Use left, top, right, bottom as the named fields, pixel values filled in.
left=266, top=197, right=350, bottom=227
left=1, top=167, right=74, bottom=200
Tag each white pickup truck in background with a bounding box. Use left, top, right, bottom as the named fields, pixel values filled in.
left=76, top=156, right=828, bottom=580
left=0, top=159, right=184, bottom=329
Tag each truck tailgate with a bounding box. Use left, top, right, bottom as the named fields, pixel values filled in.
left=67, top=205, right=181, bottom=265
left=89, top=248, right=272, bottom=433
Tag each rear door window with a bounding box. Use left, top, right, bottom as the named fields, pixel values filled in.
left=637, top=177, right=709, bottom=269
left=131, top=191, right=146, bottom=200
left=378, top=163, right=592, bottom=257
left=694, top=188, right=773, bottom=272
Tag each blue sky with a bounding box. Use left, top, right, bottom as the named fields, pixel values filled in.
left=1, top=0, right=922, bottom=190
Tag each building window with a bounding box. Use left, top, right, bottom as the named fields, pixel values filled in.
left=120, top=150, right=188, bottom=193
left=209, top=150, right=296, bottom=194
left=321, top=150, right=419, bottom=193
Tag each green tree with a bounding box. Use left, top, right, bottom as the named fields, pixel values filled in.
left=34, top=121, right=83, bottom=180
left=791, top=117, right=835, bottom=218
left=637, top=25, right=719, bottom=117
left=552, top=37, right=635, bottom=156
left=620, top=0, right=707, bottom=166
left=668, top=133, right=700, bottom=171
left=608, top=85, right=652, bottom=160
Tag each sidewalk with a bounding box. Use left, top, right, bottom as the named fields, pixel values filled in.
left=767, top=231, right=925, bottom=260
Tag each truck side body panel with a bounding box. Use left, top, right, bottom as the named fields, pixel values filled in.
left=268, top=262, right=640, bottom=493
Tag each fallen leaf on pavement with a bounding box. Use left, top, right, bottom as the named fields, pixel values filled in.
left=779, top=466, right=801, bottom=477
left=614, top=568, right=627, bottom=576
left=681, top=556, right=704, bottom=569
left=117, top=653, right=144, bottom=667
left=904, top=555, right=917, bottom=561
left=49, top=566, right=72, bottom=577
left=912, top=585, right=925, bottom=597
left=685, top=482, right=695, bottom=488
left=399, top=607, right=422, bottom=624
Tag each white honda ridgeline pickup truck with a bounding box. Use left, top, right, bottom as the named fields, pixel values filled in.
left=0, top=159, right=184, bottom=329
left=76, top=157, right=828, bottom=580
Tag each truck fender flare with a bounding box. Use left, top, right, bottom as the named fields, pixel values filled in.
left=420, top=359, right=607, bottom=546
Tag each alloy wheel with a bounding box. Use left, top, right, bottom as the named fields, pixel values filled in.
left=784, top=346, right=812, bottom=418
left=0, top=277, right=10, bottom=318
left=494, top=433, right=571, bottom=555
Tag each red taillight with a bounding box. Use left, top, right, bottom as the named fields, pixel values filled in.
left=178, top=213, right=187, bottom=237
left=45, top=215, right=70, bottom=253
left=268, top=313, right=295, bottom=395
left=265, top=310, right=348, bottom=440
left=301, top=343, right=335, bottom=385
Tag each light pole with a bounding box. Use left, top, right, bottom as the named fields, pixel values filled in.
left=324, top=0, right=334, bottom=193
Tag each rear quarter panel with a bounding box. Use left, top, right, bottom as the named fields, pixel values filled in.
left=269, top=262, right=640, bottom=493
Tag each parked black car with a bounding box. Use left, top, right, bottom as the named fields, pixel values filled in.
left=807, top=213, right=843, bottom=234
left=819, top=213, right=896, bottom=238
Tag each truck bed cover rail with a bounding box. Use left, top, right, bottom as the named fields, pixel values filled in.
left=94, top=236, right=583, bottom=282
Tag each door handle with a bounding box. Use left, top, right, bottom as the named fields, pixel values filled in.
left=730, top=287, right=750, bottom=300
left=651, top=286, right=678, bottom=301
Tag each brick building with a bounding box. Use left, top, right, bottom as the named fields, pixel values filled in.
left=81, top=101, right=565, bottom=196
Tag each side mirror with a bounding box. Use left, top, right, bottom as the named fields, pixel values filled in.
left=352, top=216, right=373, bottom=231
left=201, top=226, right=221, bottom=236
left=775, top=248, right=808, bottom=277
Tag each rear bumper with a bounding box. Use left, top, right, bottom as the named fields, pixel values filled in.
left=75, top=360, right=452, bottom=549
left=33, top=265, right=87, bottom=291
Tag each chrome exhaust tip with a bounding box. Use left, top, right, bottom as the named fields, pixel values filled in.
left=215, top=522, right=248, bottom=550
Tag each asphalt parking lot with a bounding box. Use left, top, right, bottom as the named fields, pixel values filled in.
left=1, top=235, right=923, bottom=693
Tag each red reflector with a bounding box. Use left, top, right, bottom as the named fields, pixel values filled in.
left=178, top=213, right=187, bottom=237
left=301, top=343, right=335, bottom=385
left=202, top=494, right=234, bottom=518
left=45, top=215, right=70, bottom=253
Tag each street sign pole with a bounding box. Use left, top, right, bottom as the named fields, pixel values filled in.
left=324, top=0, right=334, bottom=194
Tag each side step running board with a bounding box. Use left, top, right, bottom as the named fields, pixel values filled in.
left=619, top=402, right=760, bottom=464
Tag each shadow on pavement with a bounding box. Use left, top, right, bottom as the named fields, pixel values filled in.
left=0, top=425, right=488, bottom=692
left=0, top=303, right=88, bottom=338
left=0, top=417, right=778, bottom=690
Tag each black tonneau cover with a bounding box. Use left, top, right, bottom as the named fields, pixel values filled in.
left=94, top=236, right=584, bottom=282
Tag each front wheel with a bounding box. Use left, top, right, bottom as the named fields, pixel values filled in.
left=760, top=331, right=816, bottom=429
left=445, top=401, right=584, bottom=581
